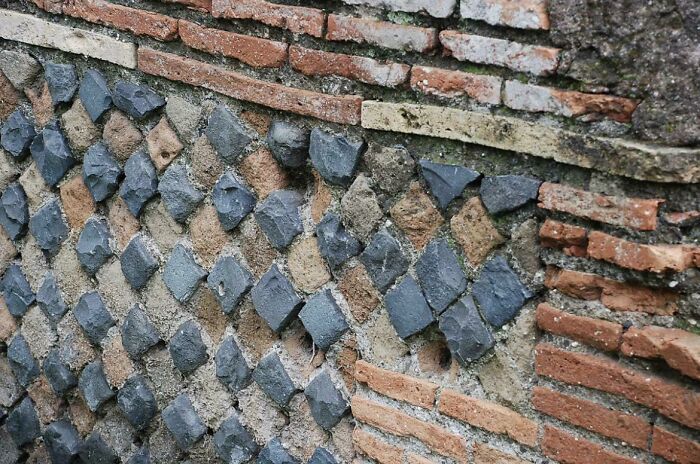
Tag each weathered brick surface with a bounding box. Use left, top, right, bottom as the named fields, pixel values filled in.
left=542, top=425, right=638, bottom=464
left=450, top=197, right=504, bottom=265
left=410, top=66, right=501, bottom=104
left=622, top=326, right=700, bottom=380
left=354, top=360, right=438, bottom=409
left=390, top=181, right=443, bottom=250
left=461, top=0, right=549, bottom=30
left=536, top=302, right=622, bottom=351
left=352, top=428, right=403, bottom=464
left=342, top=0, right=456, bottom=18
left=472, top=443, right=529, bottom=464
left=327, top=15, right=438, bottom=53
left=211, top=0, right=325, bottom=37
left=162, top=0, right=211, bottom=11
left=539, top=219, right=588, bottom=257
left=651, top=426, right=700, bottom=464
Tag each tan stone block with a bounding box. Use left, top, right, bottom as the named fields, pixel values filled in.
left=191, top=135, right=224, bottom=190
left=143, top=347, right=184, bottom=409
left=0, top=297, right=17, bottom=343
left=0, top=70, right=20, bottom=120
left=234, top=299, right=277, bottom=362
left=0, top=149, right=19, bottom=191
left=142, top=200, right=184, bottom=254
left=57, top=314, right=95, bottom=371
left=341, top=174, right=382, bottom=242
left=338, top=264, right=380, bottom=323
left=282, top=321, right=324, bottom=383
left=60, top=174, right=96, bottom=229
left=240, top=217, right=278, bottom=277
left=52, top=237, right=91, bottom=306
left=310, top=170, right=332, bottom=223
left=61, top=99, right=99, bottom=154
left=103, top=111, right=142, bottom=161
left=390, top=181, right=443, bottom=250
left=20, top=305, right=56, bottom=359
left=281, top=394, right=328, bottom=461
left=146, top=117, right=184, bottom=172
left=190, top=205, right=229, bottom=268
left=239, top=147, right=289, bottom=200
left=0, top=227, right=17, bottom=275
left=193, top=287, right=228, bottom=344
left=108, top=196, right=140, bottom=250
left=18, top=162, right=49, bottom=213
left=102, top=333, right=135, bottom=388
left=450, top=196, right=504, bottom=265
left=187, top=361, right=234, bottom=429
left=25, top=80, right=53, bottom=127
left=362, top=311, right=408, bottom=364
left=237, top=383, right=286, bottom=444
left=240, top=110, right=271, bottom=136
left=68, top=395, right=97, bottom=437
left=287, top=236, right=330, bottom=292
left=96, top=259, right=137, bottom=323
left=27, top=375, right=64, bottom=424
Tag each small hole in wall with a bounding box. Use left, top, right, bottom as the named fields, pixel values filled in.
left=417, top=339, right=452, bottom=374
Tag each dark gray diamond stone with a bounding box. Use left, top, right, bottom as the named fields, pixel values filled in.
left=45, top=62, right=78, bottom=105
left=304, top=370, right=348, bottom=430
left=43, top=348, right=77, bottom=396
left=1, top=110, right=36, bottom=159
left=127, top=447, right=151, bottom=464
left=78, top=360, right=115, bottom=411
left=359, top=229, right=409, bottom=293
left=266, top=120, right=309, bottom=168
left=207, top=256, right=253, bottom=314
left=255, top=189, right=303, bottom=249
left=385, top=275, right=434, bottom=339
left=439, top=295, right=494, bottom=365
left=117, top=375, right=157, bottom=431
left=257, top=438, right=299, bottom=464
left=7, top=334, right=39, bottom=387
left=472, top=255, right=532, bottom=327
left=308, top=448, right=337, bottom=464
left=74, top=291, right=115, bottom=345
left=214, top=414, right=259, bottom=464
left=479, top=175, right=542, bottom=214
left=416, top=238, right=467, bottom=314
left=113, top=81, right=165, bottom=119
left=79, top=432, right=119, bottom=464
left=6, top=397, right=40, bottom=446
left=252, top=352, right=296, bottom=408
left=2, top=263, right=35, bottom=317
left=118, top=150, right=159, bottom=217
left=169, top=320, right=208, bottom=375
left=79, top=69, right=113, bottom=122
left=120, top=235, right=159, bottom=290
left=216, top=336, right=252, bottom=393
left=76, top=217, right=113, bottom=275
left=83, top=143, right=122, bottom=202
left=309, top=128, right=364, bottom=187
left=315, top=213, right=361, bottom=268
left=0, top=183, right=29, bottom=240
left=44, top=420, right=82, bottom=464
left=251, top=265, right=302, bottom=333
left=162, top=394, right=207, bottom=451
left=159, top=164, right=204, bottom=223
left=30, top=120, right=76, bottom=187
left=37, top=272, right=67, bottom=322
left=298, top=290, right=349, bottom=351
left=206, top=104, right=252, bottom=164
left=419, top=160, right=480, bottom=210
left=29, top=198, right=68, bottom=254
left=163, top=244, right=207, bottom=302
left=121, top=305, right=160, bottom=359
left=212, top=171, right=256, bottom=231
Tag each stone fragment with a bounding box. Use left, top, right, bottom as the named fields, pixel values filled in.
left=26, top=374, right=62, bottom=425
left=213, top=171, right=256, bottom=231
left=419, top=159, right=480, bottom=209
left=19, top=306, right=55, bottom=360
left=390, top=181, right=444, bottom=249
left=2, top=263, right=35, bottom=316
left=207, top=256, right=253, bottom=314
left=191, top=135, right=224, bottom=189
left=235, top=301, right=278, bottom=362
left=121, top=305, right=160, bottom=359
left=416, top=238, right=467, bottom=314
left=359, top=229, right=409, bottom=293
left=103, top=111, right=142, bottom=160
left=214, top=414, right=259, bottom=464
left=251, top=265, right=303, bottom=333
left=162, top=394, right=207, bottom=450
left=8, top=334, right=39, bottom=386
left=299, top=290, right=349, bottom=351
left=25, top=80, right=54, bottom=128
left=206, top=104, right=252, bottom=164
left=30, top=120, right=76, bottom=186
left=255, top=190, right=303, bottom=249
left=316, top=213, right=361, bottom=269
left=304, top=370, right=348, bottom=430
left=79, top=361, right=115, bottom=411
left=120, top=235, right=159, bottom=290
left=239, top=147, right=289, bottom=200
left=0, top=50, right=40, bottom=90
left=44, top=62, right=78, bottom=105
left=163, top=244, right=207, bottom=302
left=74, top=291, right=115, bottom=345
left=79, top=69, right=112, bottom=122
left=450, top=197, right=504, bottom=265
left=253, top=352, right=296, bottom=407
left=6, top=397, right=41, bottom=446
left=0, top=71, right=20, bottom=121
left=267, top=120, right=309, bottom=168
left=258, top=437, right=300, bottom=464
left=60, top=99, right=99, bottom=152
left=364, top=144, right=415, bottom=195
left=0, top=356, right=21, bottom=407
left=309, top=128, right=364, bottom=186
left=101, top=333, right=135, bottom=388
left=113, top=81, right=165, bottom=119
left=108, top=197, right=140, bottom=249
left=78, top=432, right=119, bottom=464
left=59, top=175, right=96, bottom=229
left=288, top=237, right=330, bottom=292
left=0, top=182, right=28, bottom=240
left=439, top=296, right=494, bottom=365
left=0, top=149, right=18, bottom=191
left=479, top=175, right=541, bottom=214
left=117, top=375, right=157, bottom=431
left=340, top=174, right=382, bottom=242
left=193, top=289, right=227, bottom=344
left=472, top=256, right=532, bottom=327
left=1, top=109, right=36, bottom=159
left=165, top=95, right=201, bottom=140
left=338, top=265, right=380, bottom=324
left=169, top=320, right=209, bottom=375
left=309, top=448, right=337, bottom=464
left=385, top=275, right=434, bottom=338
left=143, top=200, right=184, bottom=254
left=76, top=217, right=113, bottom=275
left=281, top=393, right=326, bottom=460
left=43, top=348, right=78, bottom=396
left=0, top=228, right=16, bottom=274
left=147, top=117, right=184, bottom=171
left=127, top=447, right=150, bottom=464
left=216, top=336, right=252, bottom=393
left=119, top=151, right=158, bottom=217
left=189, top=205, right=229, bottom=267
left=159, top=164, right=204, bottom=222
left=18, top=163, right=48, bottom=214
left=43, top=420, right=82, bottom=463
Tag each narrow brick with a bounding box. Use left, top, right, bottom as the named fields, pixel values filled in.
left=538, top=182, right=662, bottom=231
left=354, top=360, right=438, bottom=409
left=536, top=303, right=622, bottom=352
left=531, top=386, right=651, bottom=449
left=535, top=344, right=700, bottom=429
left=352, top=428, right=403, bottom=464
left=352, top=396, right=468, bottom=460
left=212, top=0, right=325, bottom=37
left=622, top=326, right=700, bottom=381
left=138, top=48, right=362, bottom=125
left=539, top=219, right=588, bottom=257
left=179, top=20, right=288, bottom=68
left=290, top=46, right=409, bottom=88
left=651, top=426, right=700, bottom=464
left=438, top=389, right=538, bottom=446
left=327, top=15, right=438, bottom=53
left=342, top=0, right=456, bottom=18
left=664, top=210, right=700, bottom=227
left=472, top=443, right=529, bottom=464
left=161, top=0, right=211, bottom=11
left=410, top=66, right=501, bottom=104
left=461, top=0, right=549, bottom=30
left=542, top=425, right=638, bottom=464
left=406, top=453, right=435, bottom=464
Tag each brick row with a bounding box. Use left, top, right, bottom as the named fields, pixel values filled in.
left=409, top=66, right=501, bottom=104
left=621, top=326, right=700, bottom=381
left=536, top=303, right=622, bottom=352
left=211, top=0, right=325, bottom=37
left=651, top=426, right=700, bottom=464
left=542, top=425, right=638, bottom=464
left=327, top=15, right=438, bottom=53
left=341, top=0, right=456, bottom=19
left=539, top=219, right=588, bottom=257
left=161, top=0, right=211, bottom=11
left=354, top=360, right=438, bottom=409
left=460, top=0, right=549, bottom=30
left=352, top=428, right=403, bottom=464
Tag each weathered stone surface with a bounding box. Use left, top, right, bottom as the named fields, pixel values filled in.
left=2, top=263, right=34, bottom=316
left=58, top=99, right=97, bottom=155
left=19, top=305, right=55, bottom=360
left=6, top=397, right=41, bottom=446
left=113, top=81, right=165, bottom=119
left=359, top=229, right=409, bottom=293
left=142, top=199, right=184, bottom=253
left=364, top=144, right=415, bottom=195
left=310, top=171, right=331, bottom=224
left=126, top=447, right=150, bottom=464
left=316, top=213, right=361, bottom=269
left=237, top=382, right=286, bottom=443
left=108, top=197, right=140, bottom=250
left=79, top=360, right=115, bottom=411
left=419, top=159, right=480, bottom=209
left=43, top=420, right=82, bottom=463
left=258, top=437, right=300, bottom=464
left=288, top=237, right=330, bottom=292
left=1, top=110, right=35, bottom=159
left=0, top=50, right=40, bottom=90
left=308, top=447, right=337, bottom=464
left=280, top=393, right=326, bottom=460
left=0, top=355, right=21, bottom=407
left=191, top=135, right=224, bottom=190
left=25, top=80, right=54, bottom=128
left=267, top=120, right=309, bottom=168
left=30, top=120, right=76, bottom=187
left=416, top=238, right=467, bottom=314
left=26, top=374, right=62, bottom=425
left=189, top=205, right=229, bottom=267
left=299, top=290, right=349, bottom=351
left=253, top=352, right=296, bottom=407
left=169, top=320, right=209, bottom=375
left=385, top=275, right=434, bottom=339
left=119, top=151, right=159, bottom=217
left=340, top=174, right=382, bottom=243
left=216, top=336, right=252, bottom=393
left=472, top=255, right=532, bottom=327
left=147, top=117, right=184, bottom=172
left=76, top=217, right=113, bottom=275
left=255, top=190, right=303, bottom=249
left=56, top=312, right=96, bottom=373
left=240, top=147, right=289, bottom=200
left=439, top=295, right=494, bottom=365
left=103, top=111, right=142, bottom=161
left=44, top=62, right=78, bottom=105
left=159, top=164, right=203, bottom=222
left=0, top=150, right=18, bottom=191
left=79, top=432, right=119, bottom=464
left=165, top=95, right=201, bottom=141
left=251, top=265, right=302, bottom=333
left=304, top=370, right=348, bottom=430
left=338, top=265, right=380, bottom=324
left=117, top=375, right=157, bottom=431
left=213, top=171, right=256, bottom=231
left=121, top=305, right=160, bottom=359
left=162, top=394, right=207, bottom=450
left=8, top=334, right=39, bottom=386
left=479, top=175, right=541, bottom=214
left=0, top=71, right=19, bottom=122
left=343, top=0, right=455, bottom=17
left=59, top=175, right=96, bottom=229
left=450, top=196, right=504, bottom=265
left=79, top=69, right=112, bottom=122
left=214, top=414, right=259, bottom=464
left=390, top=181, right=443, bottom=250
left=121, top=235, right=159, bottom=290
left=163, top=244, right=207, bottom=302
left=206, top=104, right=252, bottom=164
left=0, top=182, right=28, bottom=240
left=83, top=143, right=121, bottom=203
left=309, top=128, right=364, bottom=187
left=207, top=256, right=253, bottom=314
left=43, top=348, right=77, bottom=396
left=101, top=333, right=135, bottom=388
left=74, top=291, right=115, bottom=345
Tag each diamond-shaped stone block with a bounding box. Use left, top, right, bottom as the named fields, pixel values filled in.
left=309, top=448, right=337, bottom=464
left=253, top=352, right=296, bottom=407
left=213, top=414, right=259, bottom=464
left=390, top=181, right=444, bottom=250
left=29, top=198, right=68, bottom=254
left=206, top=104, right=252, bottom=165
left=267, top=120, right=309, bottom=169
left=45, top=62, right=78, bottom=105
left=385, top=275, right=434, bottom=339
left=30, top=120, right=76, bottom=187
left=212, top=171, right=256, bottom=231
left=113, top=81, right=165, bottom=119
left=78, top=432, right=119, bottom=464
left=309, top=128, right=364, bottom=187
left=472, top=255, right=532, bottom=327
left=43, top=348, right=77, bottom=396
left=207, top=256, right=253, bottom=314
left=0, top=182, right=29, bottom=240
left=78, top=360, right=115, bottom=411
left=439, top=295, right=494, bottom=365
left=2, top=263, right=35, bottom=316
left=119, top=150, right=158, bottom=217
left=76, top=217, right=113, bottom=276
left=479, top=175, right=541, bottom=214
left=416, top=238, right=467, bottom=314
left=169, top=320, right=208, bottom=375
left=251, top=265, right=302, bottom=333
left=8, top=334, right=39, bottom=386
left=121, top=304, right=160, bottom=359
left=255, top=190, right=303, bottom=250
left=315, top=213, right=361, bottom=269
left=258, top=437, right=300, bottom=464
left=159, top=164, right=203, bottom=222
left=6, top=396, right=40, bottom=446
left=120, top=235, right=159, bottom=290
left=79, top=69, right=112, bottom=122
left=359, top=229, right=409, bottom=293
left=298, top=290, right=349, bottom=351
left=117, top=374, right=157, bottom=431
left=74, top=291, right=116, bottom=345
left=162, top=393, right=207, bottom=450
left=419, top=159, right=480, bottom=210
left=147, top=117, right=184, bottom=172
left=216, top=336, right=252, bottom=393
left=163, top=244, right=207, bottom=302
left=36, top=272, right=67, bottom=322
left=304, top=370, right=348, bottom=430
left=1, top=109, right=35, bottom=159
left=83, top=143, right=121, bottom=202
left=43, top=420, right=82, bottom=464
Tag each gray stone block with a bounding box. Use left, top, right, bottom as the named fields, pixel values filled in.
left=163, top=244, right=207, bottom=302
left=76, top=217, right=113, bottom=276
left=159, top=164, right=204, bottom=223
left=212, top=171, right=256, bottom=231
left=83, top=143, right=122, bottom=202
left=121, top=304, right=160, bottom=359
left=45, top=62, right=78, bottom=105
left=2, top=263, right=35, bottom=316
left=36, top=272, right=67, bottom=322
left=308, top=448, right=337, bottom=464
left=127, top=447, right=151, bottom=464
left=7, top=334, right=39, bottom=387
left=309, top=128, right=364, bottom=186
left=44, top=420, right=82, bottom=464
left=359, top=229, right=409, bottom=293
left=255, top=190, right=303, bottom=249
left=479, top=175, right=541, bottom=214
left=257, top=437, right=299, bottom=464
left=79, top=69, right=113, bottom=122
left=207, top=256, right=253, bottom=314
left=439, top=296, right=494, bottom=365
left=0, top=182, right=29, bottom=240
left=117, top=375, right=157, bottom=431
left=266, top=120, right=309, bottom=168
left=119, top=150, right=159, bottom=217
left=213, top=414, right=259, bottom=464
left=6, top=397, right=40, bottom=446
left=162, top=394, right=207, bottom=450
left=74, top=291, right=115, bottom=345
left=29, top=198, right=68, bottom=254
left=304, top=370, right=348, bottom=430
left=415, top=238, right=467, bottom=314
left=252, top=352, right=296, bottom=407
left=251, top=265, right=302, bottom=333
left=79, top=360, right=115, bottom=411
left=120, top=235, right=159, bottom=290
left=0, top=109, right=36, bottom=159
left=169, top=320, right=208, bottom=375
left=43, top=348, right=77, bottom=396
left=30, top=120, right=76, bottom=187
left=79, top=432, right=119, bottom=464
left=298, top=290, right=349, bottom=351
left=113, top=81, right=165, bottom=119
left=419, top=159, right=480, bottom=209
left=216, top=336, right=252, bottom=393
left=472, top=255, right=532, bottom=327
left=0, top=50, right=40, bottom=90
left=206, top=104, right=252, bottom=164
left=315, top=213, right=361, bottom=268
left=385, top=275, right=434, bottom=339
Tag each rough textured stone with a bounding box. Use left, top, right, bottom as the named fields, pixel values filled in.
left=207, top=256, right=253, bottom=314
left=19, top=305, right=55, bottom=359
left=30, top=120, right=76, bottom=187
left=0, top=182, right=28, bottom=240
left=450, top=196, right=504, bottom=265
left=43, top=420, right=82, bottom=463
left=193, top=288, right=227, bottom=344
left=237, top=383, right=286, bottom=444
left=120, top=235, right=159, bottom=290
left=25, top=80, right=54, bottom=128
left=385, top=275, right=434, bottom=339
left=255, top=190, right=303, bottom=249
left=0, top=50, right=40, bottom=90
left=43, top=348, right=78, bottom=396
left=390, top=181, right=443, bottom=249
left=18, top=163, right=48, bottom=214
left=280, top=393, right=326, bottom=460
left=1, top=110, right=36, bottom=159
left=6, top=397, right=41, bottom=446
left=108, top=197, right=140, bottom=249
left=308, top=448, right=337, bottom=464
left=162, top=394, right=207, bottom=450
left=103, top=111, right=142, bottom=161
left=338, top=265, right=380, bottom=323
left=472, top=255, right=532, bottom=327
left=258, top=437, right=300, bottom=464
left=121, top=304, right=160, bottom=359
left=0, top=229, right=16, bottom=275
left=288, top=237, right=330, bottom=292
left=74, top=291, right=116, bottom=345
left=340, top=174, right=382, bottom=243
left=419, top=159, right=480, bottom=210
left=79, top=432, right=119, bottom=464
left=165, top=95, right=201, bottom=140
left=316, top=213, right=361, bottom=269
left=251, top=265, right=303, bottom=333
left=169, top=320, right=209, bottom=375
left=76, top=217, right=113, bottom=275
left=101, top=333, right=135, bottom=388
left=190, top=205, right=229, bottom=267
left=45, top=62, right=78, bottom=105
left=213, top=171, right=256, bottom=231
left=253, top=352, right=296, bottom=407
left=119, top=151, right=158, bottom=217
left=2, top=263, right=35, bottom=316
left=163, top=244, right=207, bottom=302
left=240, top=147, right=289, bottom=200
left=79, top=69, right=112, bottom=122
left=309, top=128, right=364, bottom=187
left=479, top=175, right=541, bottom=214
left=159, top=164, right=204, bottom=222
left=310, top=171, right=332, bottom=224
left=214, top=414, right=259, bottom=464
left=61, top=99, right=99, bottom=153
left=0, top=71, right=20, bottom=122
left=60, top=174, right=96, bottom=229
left=147, top=117, right=184, bottom=172
left=79, top=361, right=115, bottom=411
left=416, top=238, right=467, bottom=314
left=359, top=229, right=409, bottom=293
left=113, top=81, right=165, bottom=119
left=304, top=370, right=348, bottom=430
left=142, top=201, right=183, bottom=254
left=206, top=104, right=252, bottom=164
left=267, top=120, right=309, bottom=168
left=299, top=290, right=349, bottom=351
left=0, top=150, right=18, bottom=191
left=117, top=375, right=157, bottom=431
left=8, top=334, right=39, bottom=387
left=191, top=135, right=224, bottom=190
left=126, top=447, right=150, bottom=464
left=216, top=336, right=252, bottom=393
left=439, top=295, right=494, bottom=365
left=364, top=144, right=415, bottom=195
left=0, top=356, right=21, bottom=407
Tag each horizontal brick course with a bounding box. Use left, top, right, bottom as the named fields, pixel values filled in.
left=622, top=326, right=700, bottom=381
left=342, top=0, right=456, bottom=18
left=651, top=426, right=700, bottom=464
left=352, top=428, right=403, bottom=464
left=161, top=0, right=211, bottom=11
left=542, top=425, right=638, bottom=464
left=536, top=303, right=622, bottom=352
left=354, top=360, right=438, bottom=409
left=472, top=443, right=529, bottom=464
left=327, top=15, right=438, bottom=53
left=410, top=66, right=501, bottom=104
left=461, top=0, right=549, bottom=30
left=211, top=0, right=325, bottom=37
left=539, top=219, right=588, bottom=257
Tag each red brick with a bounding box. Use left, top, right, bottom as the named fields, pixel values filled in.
left=651, top=426, right=700, bottom=464
left=179, top=20, right=288, bottom=68
left=531, top=386, right=651, bottom=449
left=665, top=210, right=700, bottom=227
left=354, top=360, right=438, bottom=409
left=211, top=0, right=324, bottom=37
left=438, top=389, right=538, bottom=447
left=289, top=46, right=409, bottom=88
left=535, top=343, right=700, bottom=429
left=161, top=0, right=211, bottom=12
left=410, top=66, right=501, bottom=104
left=539, top=219, right=588, bottom=257
left=461, top=0, right=549, bottom=30
left=138, top=48, right=362, bottom=125
left=542, top=425, right=638, bottom=464
left=352, top=428, right=403, bottom=464
left=622, top=326, right=700, bottom=381
left=406, top=453, right=435, bottom=464
left=327, top=15, right=438, bottom=53
left=535, top=303, right=622, bottom=351
left=472, top=443, right=529, bottom=464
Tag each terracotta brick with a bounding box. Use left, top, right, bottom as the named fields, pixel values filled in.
left=179, top=20, right=288, bottom=68
left=108, top=196, right=141, bottom=250
left=461, top=0, right=549, bottom=30
left=211, top=0, right=325, bottom=37
left=352, top=428, right=403, bottom=464
left=542, top=425, right=638, bottom=464
left=664, top=210, right=700, bottom=227
left=390, top=182, right=443, bottom=250
left=535, top=302, right=622, bottom=351
left=354, top=360, right=438, bottom=409
left=31, top=0, right=62, bottom=13
left=138, top=48, right=362, bottom=125
left=651, top=426, right=700, bottom=464
left=311, top=171, right=332, bottom=224
left=622, top=326, right=700, bottom=381
left=327, top=15, right=438, bottom=53
left=162, top=0, right=211, bottom=12
left=531, top=386, right=651, bottom=449
left=146, top=117, right=184, bottom=172
left=338, top=264, right=380, bottom=323
left=287, top=237, right=330, bottom=293
left=450, top=196, right=504, bottom=265
left=438, top=389, right=538, bottom=446
left=0, top=70, right=20, bottom=120
left=239, top=147, right=289, bottom=200
left=663, top=334, right=700, bottom=382
left=406, top=454, right=435, bottom=464
left=28, top=375, right=65, bottom=424
left=535, top=343, right=700, bottom=429
left=60, top=175, right=96, bottom=229
left=539, top=219, right=588, bottom=257
left=352, top=396, right=468, bottom=460
left=0, top=297, right=16, bottom=343
left=337, top=337, right=358, bottom=391
left=25, top=80, right=53, bottom=127
left=189, top=205, right=229, bottom=268
left=410, top=66, right=501, bottom=104
left=472, top=443, right=529, bottom=464
left=103, top=111, right=143, bottom=161
left=290, top=46, right=410, bottom=88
